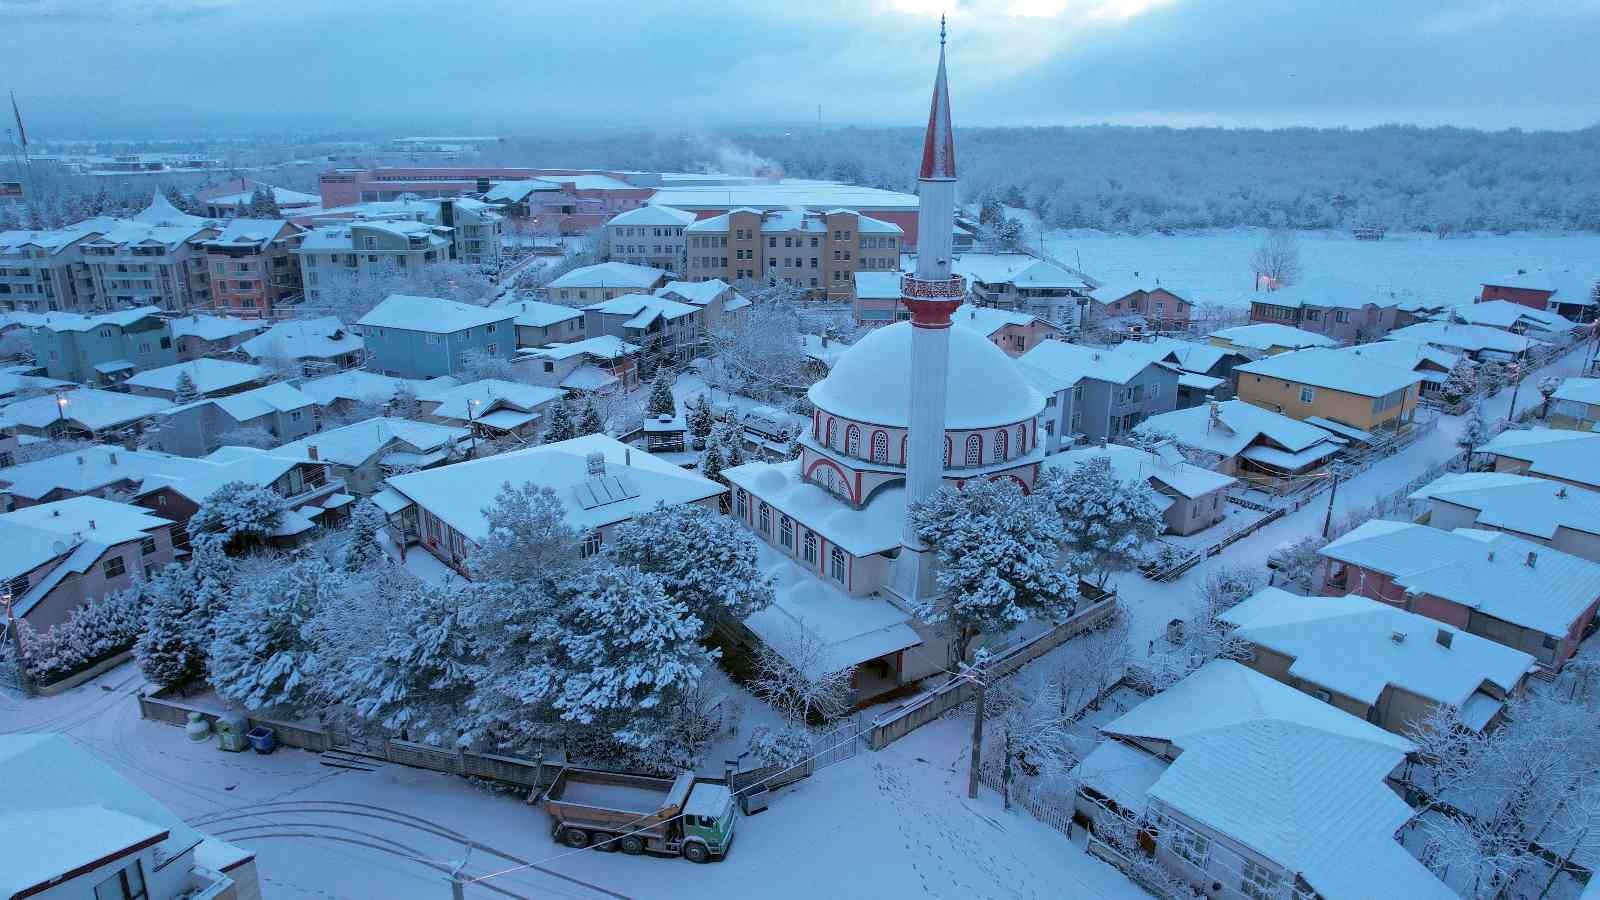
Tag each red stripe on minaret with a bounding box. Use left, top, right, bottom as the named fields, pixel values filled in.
left=918, top=47, right=956, bottom=180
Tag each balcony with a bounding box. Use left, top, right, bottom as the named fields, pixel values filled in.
left=901, top=273, right=965, bottom=300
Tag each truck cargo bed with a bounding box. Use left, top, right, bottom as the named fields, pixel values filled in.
left=558, top=780, right=671, bottom=814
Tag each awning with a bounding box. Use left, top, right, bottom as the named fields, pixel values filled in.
left=1459, top=691, right=1504, bottom=732
left=93, top=359, right=136, bottom=374
left=372, top=486, right=414, bottom=515
left=475, top=409, right=538, bottom=431
left=1240, top=442, right=1340, bottom=472
left=1305, top=416, right=1377, bottom=444
left=322, top=492, right=356, bottom=509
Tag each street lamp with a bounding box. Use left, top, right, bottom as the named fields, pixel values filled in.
left=53, top=391, right=67, bottom=434
left=467, top=398, right=481, bottom=458
left=3, top=588, right=32, bottom=696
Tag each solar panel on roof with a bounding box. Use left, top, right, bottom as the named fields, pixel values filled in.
left=572, top=475, right=639, bottom=510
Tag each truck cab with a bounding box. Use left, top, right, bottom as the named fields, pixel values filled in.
left=679, top=783, right=737, bottom=862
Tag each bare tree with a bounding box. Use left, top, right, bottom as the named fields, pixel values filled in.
left=748, top=624, right=856, bottom=724
left=1249, top=229, right=1302, bottom=290
left=1052, top=613, right=1131, bottom=716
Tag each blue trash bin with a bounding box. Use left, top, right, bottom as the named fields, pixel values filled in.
left=246, top=725, right=277, bottom=754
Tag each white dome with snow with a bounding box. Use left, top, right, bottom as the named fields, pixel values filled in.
left=808, top=321, right=1044, bottom=430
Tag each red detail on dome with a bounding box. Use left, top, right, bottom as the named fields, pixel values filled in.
left=919, top=45, right=957, bottom=180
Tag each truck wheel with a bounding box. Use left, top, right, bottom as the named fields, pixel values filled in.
left=560, top=827, right=590, bottom=849
left=620, top=835, right=645, bottom=855
left=683, top=842, right=710, bottom=864
left=591, top=832, right=617, bottom=852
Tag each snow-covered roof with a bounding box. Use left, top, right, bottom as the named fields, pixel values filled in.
left=1552, top=377, right=1600, bottom=407
left=724, top=459, right=906, bottom=558
left=1115, top=336, right=1233, bottom=375
left=950, top=304, right=1056, bottom=338
left=549, top=174, right=637, bottom=191
left=1408, top=471, right=1600, bottom=539
left=1441, top=300, right=1576, bottom=333
left=1090, top=279, right=1189, bottom=304
left=0, top=371, right=72, bottom=399
left=134, top=445, right=317, bottom=505
left=1017, top=339, right=1167, bottom=388
left=0, top=495, right=171, bottom=546
left=1236, top=348, right=1423, bottom=398
left=386, top=434, right=723, bottom=542
left=649, top=180, right=919, bottom=212
left=1043, top=443, right=1235, bottom=500
left=546, top=261, right=668, bottom=290
left=1385, top=321, right=1543, bottom=355
left=524, top=335, right=640, bottom=361
left=1251, top=276, right=1397, bottom=311
left=420, top=378, right=563, bottom=421
left=1322, top=521, right=1600, bottom=636
left=1209, top=323, right=1339, bottom=352
left=481, top=178, right=562, bottom=202
left=239, top=316, right=362, bottom=361
left=204, top=217, right=294, bottom=246
left=0, top=444, right=192, bottom=502
left=561, top=364, right=619, bottom=392
left=297, top=370, right=451, bottom=408
left=951, top=252, right=1090, bottom=290
left=1342, top=339, right=1458, bottom=375
left=30, top=305, right=164, bottom=334
left=167, top=313, right=265, bottom=343
left=124, top=358, right=266, bottom=395
left=0, top=389, right=172, bottom=432
left=169, top=381, right=314, bottom=422
left=742, top=542, right=921, bottom=676
left=583, top=292, right=699, bottom=326
left=605, top=204, right=696, bottom=227
left=0, top=805, right=168, bottom=898
left=853, top=271, right=903, bottom=300
left=1478, top=428, right=1600, bottom=489
left=1073, top=738, right=1166, bottom=815
left=276, top=417, right=467, bottom=467
left=1097, top=661, right=1449, bottom=900
left=1482, top=273, right=1558, bottom=293
left=654, top=279, right=731, bottom=308
left=357, top=294, right=512, bottom=334
left=493, top=297, right=584, bottom=328
left=203, top=185, right=319, bottom=206
left=811, top=322, right=1044, bottom=429
left=1135, top=398, right=1344, bottom=461
left=1220, top=588, right=1534, bottom=709
left=130, top=191, right=211, bottom=229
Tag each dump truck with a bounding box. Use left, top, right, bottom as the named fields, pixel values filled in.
left=536, top=767, right=737, bottom=862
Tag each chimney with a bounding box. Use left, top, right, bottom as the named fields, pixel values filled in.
left=1436, top=628, right=1453, bottom=649
left=1557, top=486, right=1568, bottom=498
left=1488, top=550, right=1495, bottom=562
left=51, top=509, right=60, bottom=517
left=586, top=451, right=606, bottom=476
left=1526, top=551, right=1538, bottom=568
left=1390, top=630, right=1405, bottom=644
left=307, top=445, right=319, bottom=461
left=76, top=455, right=85, bottom=465
left=109, top=452, right=118, bottom=466
left=625, top=448, right=632, bottom=466
left=88, top=519, right=96, bottom=530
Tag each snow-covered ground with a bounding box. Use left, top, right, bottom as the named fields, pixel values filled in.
left=1043, top=228, right=1600, bottom=307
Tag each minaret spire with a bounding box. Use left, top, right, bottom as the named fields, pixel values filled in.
left=919, top=17, right=957, bottom=181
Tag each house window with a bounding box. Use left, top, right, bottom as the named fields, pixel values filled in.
left=140, top=537, right=157, bottom=556
left=830, top=546, right=846, bottom=582
left=759, top=502, right=771, bottom=534
left=1240, top=859, right=1282, bottom=900
left=803, top=532, right=817, bottom=564
left=94, top=862, right=148, bottom=900
left=965, top=434, right=981, bottom=467
left=1299, top=386, right=1315, bottom=404
left=1336, top=310, right=1351, bottom=323
left=845, top=425, right=861, bottom=457
left=736, top=488, right=748, bottom=518
left=1162, top=815, right=1211, bottom=867
left=485, top=342, right=498, bottom=355
left=579, top=531, right=602, bottom=558
left=870, top=430, right=888, bottom=463
left=780, top=516, right=793, bottom=549
left=103, top=555, right=126, bottom=578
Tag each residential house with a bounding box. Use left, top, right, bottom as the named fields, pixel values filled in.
left=1235, top=348, right=1423, bottom=433
left=0, top=445, right=191, bottom=510
left=683, top=208, right=903, bottom=300
left=1477, top=428, right=1600, bottom=493
left=1479, top=272, right=1598, bottom=322
left=1384, top=320, right=1544, bottom=362
left=0, top=389, right=173, bottom=440
left=1043, top=443, right=1235, bottom=536
left=28, top=305, right=176, bottom=383
left=1319, top=521, right=1600, bottom=670
left=1112, top=337, right=1239, bottom=407
left=1441, top=300, right=1578, bottom=345
left=1547, top=377, right=1600, bottom=430
left=124, top=358, right=268, bottom=401
left=297, top=220, right=450, bottom=306
left=1409, top=471, right=1600, bottom=561
left=0, top=734, right=259, bottom=900
left=148, top=382, right=317, bottom=457
left=133, top=445, right=351, bottom=544
left=1220, top=587, right=1535, bottom=734
left=356, top=294, right=514, bottom=379
left=605, top=205, right=696, bottom=272
left=167, top=313, right=265, bottom=361
left=517, top=335, right=642, bottom=393
left=852, top=271, right=906, bottom=327
left=1246, top=277, right=1401, bottom=343
left=582, top=293, right=703, bottom=365
left=197, top=178, right=319, bottom=217
left=0, top=370, right=72, bottom=404
left=1393, top=295, right=1453, bottom=328
left=1340, top=340, right=1459, bottom=400
left=1090, top=281, right=1193, bottom=333
left=1207, top=323, right=1338, bottom=359
left=0, top=497, right=178, bottom=628
left=1073, top=660, right=1450, bottom=900
left=950, top=305, right=1063, bottom=357
left=198, top=218, right=304, bottom=317
left=237, top=316, right=364, bottom=375
left=653, top=278, right=750, bottom=325
left=1134, top=399, right=1346, bottom=493
left=416, top=378, right=564, bottom=443
left=377, top=434, right=723, bottom=576
left=546, top=261, right=670, bottom=305
left=1018, top=339, right=1180, bottom=449
left=276, top=417, right=468, bottom=495
left=492, top=297, right=585, bottom=348
left=952, top=252, right=1093, bottom=327
left=296, top=370, right=455, bottom=422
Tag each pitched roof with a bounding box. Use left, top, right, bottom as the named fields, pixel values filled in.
left=276, top=417, right=468, bottom=467
left=546, top=261, right=668, bottom=290
left=296, top=370, right=450, bottom=407
left=0, top=389, right=172, bottom=432
left=124, top=358, right=266, bottom=395
left=523, top=335, right=640, bottom=361
left=1017, top=339, right=1167, bottom=387
left=919, top=37, right=957, bottom=179
left=1135, top=398, right=1344, bottom=460
left=30, top=305, right=164, bottom=334
left=654, top=279, right=732, bottom=307
left=1210, top=323, right=1339, bottom=352
left=0, top=495, right=171, bottom=546
left=205, top=217, right=294, bottom=245
left=950, top=304, right=1056, bottom=338
left=1043, top=443, right=1235, bottom=500
left=482, top=178, right=561, bottom=202
left=1116, top=336, right=1232, bottom=374
left=133, top=445, right=317, bottom=505
left=1342, top=340, right=1459, bottom=376
left=1443, top=300, right=1575, bottom=333
left=0, top=444, right=192, bottom=502
left=419, top=378, right=564, bottom=421
left=239, top=316, right=362, bottom=361
left=357, top=294, right=512, bottom=334
left=951, top=252, right=1089, bottom=290
left=1251, top=276, right=1398, bottom=310
left=493, top=298, right=584, bottom=327
left=1386, top=321, right=1543, bottom=355
left=1236, top=347, right=1423, bottom=398
left=583, top=292, right=699, bottom=326
left=1409, top=471, right=1600, bottom=539
left=1478, top=428, right=1600, bottom=489
left=168, top=381, right=314, bottom=422
left=167, top=313, right=265, bottom=343
left=1552, top=377, right=1600, bottom=406
left=605, top=204, right=697, bottom=227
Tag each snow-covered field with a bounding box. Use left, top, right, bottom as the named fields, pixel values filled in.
left=1043, top=229, right=1600, bottom=307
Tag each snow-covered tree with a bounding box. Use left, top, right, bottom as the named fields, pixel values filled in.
left=1440, top=358, right=1477, bottom=407
left=646, top=370, right=677, bottom=418
left=748, top=623, right=855, bottom=723
left=910, top=479, right=1079, bottom=665
left=458, top=348, right=516, bottom=382
left=1249, top=229, right=1301, bottom=289
left=698, top=440, right=725, bottom=484
left=607, top=502, right=774, bottom=632
left=136, top=564, right=208, bottom=688
left=470, top=481, right=581, bottom=584
left=247, top=185, right=281, bottom=218
left=543, top=398, right=575, bottom=443
left=1478, top=360, right=1507, bottom=396
left=983, top=676, right=1076, bottom=806
left=209, top=560, right=336, bottom=713
left=160, top=184, right=194, bottom=214
left=1133, top=565, right=1258, bottom=692
left=577, top=400, right=604, bottom=437
left=172, top=370, right=200, bottom=405
left=1268, top=534, right=1329, bottom=593
left=19, top=587, right=143, bottom=685
left=687, top=394, right=715, bottom=449
left=189, top=481, right=282, bottom=555
left=1038, top=457, right=1166, bottom=588
left=1050, top=612, right=1131, bottom=715
left=340, top=499, right=388, bottom=572
left=747, top=722, right=814, bottom=769
left=1456, top=404, right=1491, bottom=470
left=702, top=299, right=814, bottom=403
left=389, top=383, right=422, bottom=419
left=1538, top=375, right=1562, bottom=417
left=215, top=424, right=278, bottom=450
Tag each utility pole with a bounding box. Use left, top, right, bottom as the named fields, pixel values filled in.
left=447, top=847, right=470, bottom=899
left=966, top=650, right=988, bottom=800
left=4, top=590, right=33, bottom=696
left=1505, top=356, right=1524, bottom=422
left=466, top=398, right=480, bottom=458
left=1321, top=470, right=1340, bottom=539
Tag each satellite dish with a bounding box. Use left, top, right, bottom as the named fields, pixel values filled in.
left=51, top=541, right=68, bottom=554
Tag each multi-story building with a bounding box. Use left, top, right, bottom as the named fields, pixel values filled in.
left=683, top=207, right=903, bottom=300
left=298, top=220, right=450, bottom=304
left=1246, top=277, right=1401, bottom=344
left=238, top=316, right=365, bottom=375
left=77, top=194, right=218, bottom=313
left=28, top=305, right=177, bottom=383
left=546, top=262, right=671, bottom=305
left=518, top=335, right=641, bottom=393
left=199, top=218, right=304, bottom=317
left=356, top=294, right=515, bottom=379
left=952, top=252, right=1093, bottom=327
left=493, top=297, right=585, bottom=347
left=168, top=313, right=265, bottom=361
left=650, top=181, right=922, bottom=247
left=582, top=293, right=703, bottom=365
left=0, top=219, right=104, bottom=312
left=604, top=205, right=696, bottom=272
left=150, top=382, right=318, bottom=457
left=318, top=167, right=654, bottom=234
left=304, top=198, right=504, bottom=269
left=1018, top=339, right=1180, bottom=448
left=1235, top=347, right=1423, bottom=433
left=1089, top=281, right=1194, bottom=333
left=0, top=497, right=179, bottom=628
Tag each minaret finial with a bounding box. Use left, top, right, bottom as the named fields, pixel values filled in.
left=940, top=14, right=947, bottom=47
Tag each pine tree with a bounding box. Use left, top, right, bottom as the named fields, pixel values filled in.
left=248, top=184, right=281, bottom=218
left=543, top=399, right=575, bottom=443
left=687, top=395, right=715, bottom=449
left=189, top=481, right=283, bottom=555
left=161, top=184, right=193, bottom=214
left=137, top=567, right=205, bottom=689
left=699, top=439, right=725, bottom=483
left=646, top=371, right=677, bottom=418
left=578, top=400, right=604, bottom=436
left=1440, top=358, right=1478, bottom=407
left=340, top=500, right=387, bottom=572
left=1456, top=404, right=1491, bottom=469
left=209, top=560, right=336, bottom=713
left=608, top=503, right=775, bottom=633
left=470, top=481, right=581, bottom=584
left=1038, top=456, right=1167, bottom=588
left=172, top=370, right=200, bottom=405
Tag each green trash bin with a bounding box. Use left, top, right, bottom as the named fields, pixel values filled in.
left=215, top=713, right=249, bottom=752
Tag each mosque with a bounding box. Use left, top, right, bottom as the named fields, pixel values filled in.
left=723, top=24, right=1048, bottom=701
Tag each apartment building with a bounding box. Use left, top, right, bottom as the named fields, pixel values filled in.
left=1018, top=339, right=1180, bottom=448
left=605, top=205, right=696, bottom=272
left=0, top=219, right=103, bottom=312
left=318, top=167, right=654, bottom=234
left=199, top=218, right=304, bottom=317
left=298, top=220, right=450, bottom=304
left=952, top=252, right=1093, bottom=327
left=28, top=305, right=177, bottom=383
left=76, top=194, right=218, bottom=313
left=304, top=197, right=504, bottom=268
left=1235, top=348, right=1423, bottom=433
left=683, top=208, right=902, bottom=300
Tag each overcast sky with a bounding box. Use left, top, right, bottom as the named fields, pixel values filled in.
left=4, top=0, right=1598, bottom=138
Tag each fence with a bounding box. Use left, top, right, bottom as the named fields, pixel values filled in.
left=1141, top=506, right=1287, bottom=582
left=866, top=595, right=1118, bottom=751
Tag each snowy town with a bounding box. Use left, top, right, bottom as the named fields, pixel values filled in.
left=5, top=7, right=1600, bottom=900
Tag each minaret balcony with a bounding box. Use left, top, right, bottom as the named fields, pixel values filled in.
left=901, top=273, right=965, bottom=300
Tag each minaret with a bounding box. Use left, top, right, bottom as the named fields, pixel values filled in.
left=891, top=17, right=965, bottom=604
